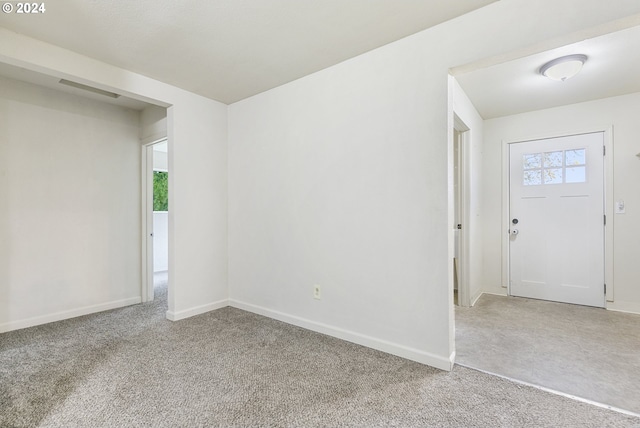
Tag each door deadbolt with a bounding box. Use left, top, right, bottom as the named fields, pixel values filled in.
left=512, top=218, right=519, bottom=224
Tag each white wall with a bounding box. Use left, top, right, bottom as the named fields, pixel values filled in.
left=482, top=92, right=640, bottom=313
left=2, top=0, right=640, bottom=364
left=140, top=105, right=167, bottom=145
left=228, top=0, right=640, bottom=370
left=452, top=78, right=484, bottom=306
left=0, top=76, right=141, bottom=331
left=0, top=27, right=228, bottom=325
left=153, top=212, right=169, bottom=272
left=229, top=58, right=452, bottom=367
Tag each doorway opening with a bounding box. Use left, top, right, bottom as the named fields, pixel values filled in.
left=450, top=23, right=634, bottom=413
left=142, top=138, right=169, bottom=303
left=456, top=126, right=625, bottom=412
left=453, top=115, right=470, bottom=307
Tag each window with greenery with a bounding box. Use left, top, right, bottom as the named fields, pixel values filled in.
left=153, top=171, right=168, bottom=211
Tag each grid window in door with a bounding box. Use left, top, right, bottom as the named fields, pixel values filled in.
left=523, top=148, right=586, bottom=186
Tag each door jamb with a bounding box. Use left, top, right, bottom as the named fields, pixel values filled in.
left=141, top=138, right=167, bottom=303
left=453, top=114, right=471, bottom=307
left=501, top=127, right=613, bottom=302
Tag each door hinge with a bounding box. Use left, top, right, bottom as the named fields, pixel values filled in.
left=604, top=283, right=607, bottom=294
left=604, top=214, right=606, bottom=225
left=603, top=145, right=606, bottom=156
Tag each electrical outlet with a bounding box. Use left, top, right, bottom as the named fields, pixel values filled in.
left=313, top=285, right=321, bottom=300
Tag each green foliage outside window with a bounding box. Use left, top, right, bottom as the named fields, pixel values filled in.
left=153, top=171, right=168, bottom=211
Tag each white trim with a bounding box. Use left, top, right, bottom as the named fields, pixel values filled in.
left=501, top=126, right=613, bottom=302
left=472, top=292, right=638, bottom=315
left=501, top=139, right=510, bottom=290
left=606, top=301, right=640, bottom=315
left=453, top=114, right=470, bottom=132
left=141, top=144, right=155, bottom=303
left=229, top=299, right=453, bottom=371
left=0, top=297, right=141, bottom=333
left=470, top=291, right=508, bottom=307
left=480, top=291, right=508, bottom=298
left=470, top=288, right=485, bottom=306
left=603, top=127, right=614, bottom=303
left=140, top=134, right=167, bottom=146
left=453, top=115, right=472, bottom=308
left=471, top=293, right=483, bottom=307
left=141, top=137, right=168, bottom=304
left=166, top=299, right=229, bottom=321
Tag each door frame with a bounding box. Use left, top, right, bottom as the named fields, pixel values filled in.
left=453, top=114, right=471, bottom=307
left=141, top=138, right=168, bottom=303
left=501, top=126, right=614, bottom=303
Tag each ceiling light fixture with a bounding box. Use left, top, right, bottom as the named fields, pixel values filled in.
left=539, top=54, right=587, bottom=81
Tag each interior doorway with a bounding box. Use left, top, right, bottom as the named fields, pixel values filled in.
left=453, top=115, right=470, bottom=307
left=142, top=138, right=169, bottom=303
left=450, top=24, right=633, bottom=415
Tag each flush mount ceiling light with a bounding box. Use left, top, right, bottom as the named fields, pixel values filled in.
left=539, top=54, right=587, bottom=81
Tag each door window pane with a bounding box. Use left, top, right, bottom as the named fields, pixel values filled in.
left=544, top=168, right=563, bottom=184
left=544, top=151, right=563, bottom=168
left=566, top=149, right=586, bottom=166
left=566, top=166, right=586, bottom=183
left=523, top=153, right=541, bottom=169
left=524, top=170, right=542, bottom=186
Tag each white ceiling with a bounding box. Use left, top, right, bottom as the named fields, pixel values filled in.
left=0, top=0, right=495, bottom=104
left=454, top=24, right=640, bottom=119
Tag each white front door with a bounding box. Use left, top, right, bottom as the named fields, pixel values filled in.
left=509, top=132, right=605, bottom=307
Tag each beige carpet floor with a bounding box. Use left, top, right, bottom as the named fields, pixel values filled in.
left=1, top=277, right=639, bottom=427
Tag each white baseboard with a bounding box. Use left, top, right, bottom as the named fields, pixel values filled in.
left=166, top=299, right=229, bottom=321
left=473, top=292, right=640, bottom=316
left=606, top=300, right=640, bottom=315
left=470, top=291, right=484, bottom=306
left=0, top=296, right=142, bottom=333
left=229, top=299, right=453, bottom=371
left=474, top=291, right=508, bottom=303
